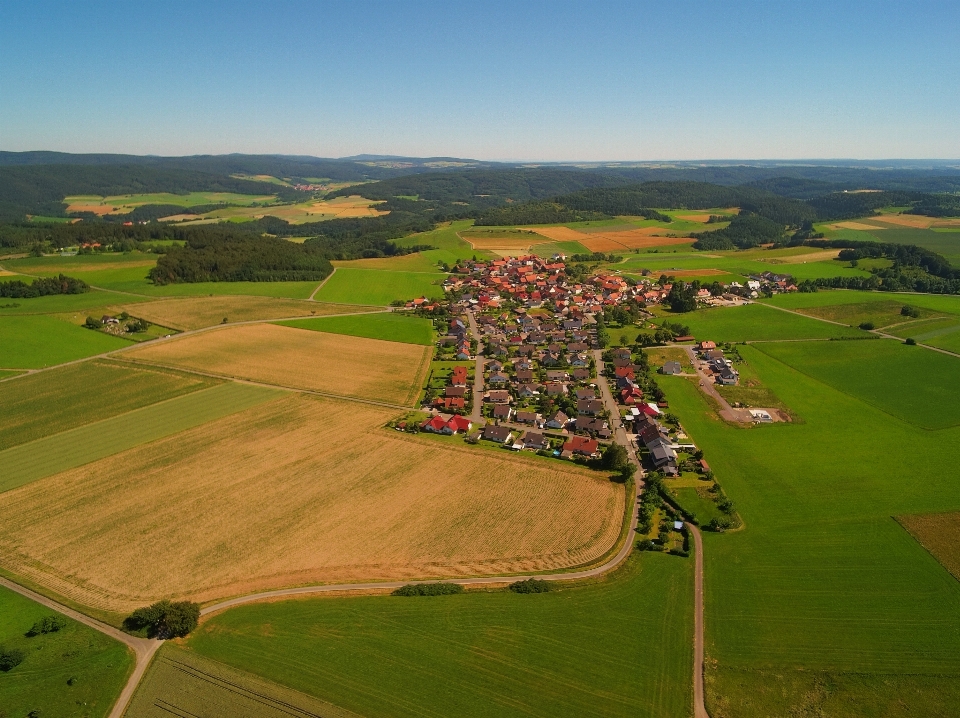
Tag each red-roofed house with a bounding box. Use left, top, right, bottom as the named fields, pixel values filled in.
left=562, top=435, right=600, bottom=457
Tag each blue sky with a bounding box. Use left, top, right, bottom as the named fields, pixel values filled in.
left=1, top=0, right=958, bottom=160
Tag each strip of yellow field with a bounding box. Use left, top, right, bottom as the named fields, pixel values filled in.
left=124, top=323, right=430, bottom=406
left=0, top=394, right=625, bottom=612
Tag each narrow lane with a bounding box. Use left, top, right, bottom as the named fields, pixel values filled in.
left=466, top=309, right=485, bottom=423
left=687, top=524, right=709, bottom=718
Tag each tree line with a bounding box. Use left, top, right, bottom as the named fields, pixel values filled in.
left=0, top=273, right=89, bottom=298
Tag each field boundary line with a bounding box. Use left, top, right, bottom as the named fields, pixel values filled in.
left=308, top=266, right=336, bottom=301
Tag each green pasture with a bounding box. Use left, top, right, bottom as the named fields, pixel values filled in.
left=277, top=312, right=434, bottom=345
left=0, top=360, right=214, bottom=451
left=885, top=316, right=960, bottom=340
left=818, top=221, right=960, bottom=264
left=186, top=552, right=693, bottom=718
left=658, top=344, right=960, bottom=715
left=0, top=315, right=131, bottom=368
left=0, top=288, right=148, bottom=316
left=392, top=220, right=493, bottom=262
left=787, top=299, right=944, bottom=328
left=5, top=252, right=161, bottom=272
left=923, top=329, right=960, bottom=354
left=314, top=267, right=445, bottom=305
left=126, top=645, right=356, bottom=718
left=659, top=304, right=867, bottom=343
left=755, top=339, right=960, bottom=430
left=762, top=289, right=960, bottom=316
left=0, top=584, right=132, bottom=718
left=0, top=381, right=284, bottom=494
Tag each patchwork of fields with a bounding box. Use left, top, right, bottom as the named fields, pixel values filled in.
left=125, top=323, right=431, bottom=405
left=0, top=394, right=625, bottom=611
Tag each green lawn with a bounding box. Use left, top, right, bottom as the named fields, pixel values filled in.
left=0, top=360, right=214, bottom=451
left=0, top=288, right=149, bottom=316
left=657, top=342, right=960, bottom=716
left=662, top=304, right=867, bottom=343
left=314, top=267, right=446, bottom=305
left=0, top=381, right=284, bottom=494
left=184, top=551, right=693, bottom=718
left=277, top=312, right=434, bottom=345
left=0, top=584, right=133, bottom=718
left=762, top=289, right=960, bottom=316
left=755, top=338, right=960, bottom=430
left=0, top=315, right=131, bottom=368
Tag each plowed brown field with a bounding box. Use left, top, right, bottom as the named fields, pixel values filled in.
left=0, top=394, right=625, bottom=611
left=119, top=296, right=373, bottom=331
left=125, top=323, right=430, bottom=405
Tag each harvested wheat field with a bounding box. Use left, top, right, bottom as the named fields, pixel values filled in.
left=764, top=249, right=842, bottom=263
left=676, top=213, right=712, bottom=223
left=0, top=394, right=625, bottom=611
left=530, top=226, right=593, bottom=242
left=463, top=236, right=549, bottom=253
left=869, top=214, right=957, bottom=229
left=126, top=323, right=430, bottom=405
left=118, top=296, right=374, bottom=331
left=897, top=512, right=960, bottom=581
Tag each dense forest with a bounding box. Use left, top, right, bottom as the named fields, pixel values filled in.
left=691, top=214, right=787, bottom=250
left=149, top=233, right=335, bottom=284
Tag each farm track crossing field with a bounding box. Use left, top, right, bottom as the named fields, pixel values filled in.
left=0, top=359, right=214, bottom=450
left=0, top=381, right=283, bottom=494
left=0, top=314, right=131, bottom=368
left=117, top=295, right=370, bottom=331
left=313, top=267, right=445, bottom=305
left=663, top=304, right=867, bottom=343
left=0, top=394, right=625, bottom=612
left=126, top=323, right=431, bottom=405
left=277, top=312, right=433, bottom=345
left=754, top=338, right=960, bottom=429
left=125, top=645, right=361, bottom=718
left=0, top=584, right=133, bottom=718
left=184, top=552, right=692, bottom=718
left=792, top=299, right=944, bottom=328
left=657, top=344, right=960, bottom=716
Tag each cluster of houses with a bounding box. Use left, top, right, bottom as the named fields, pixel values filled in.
left=695, top=341, right=739, bottom=386
left=430, top=362, right=472, bottom=412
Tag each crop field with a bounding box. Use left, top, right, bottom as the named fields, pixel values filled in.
left=391, top=220, right=495, bottom=262
left=462, top=235, right=549, bottom=255
left=662, top=304, right=867, bottom=343
left=278, top=312, right=433, bottom=345
left=332, top=253, right=445, bottom=272
left=0, top=359, right=214, bottom=450
left=117, top=295, right=364, bottom=331
left=0, top=584, right=133, bottom=718
left=126, top=644, right=360, bottom=718
left=313, top=267, right=445, bottom=305
left=791, top=299, right=944, bottom=328
left=896, top=512, right=960, bottom=581
left=923, top=328, right=960, bottom=353
left=755, top=338, right=960, bottom=430
left=0, top=394, right=625, bottom=611
left=64, top=191, right=276, bottom=214
left=530, top=240, right=591, bottom=257
left=762, top=289, right=960, bottom=315
left=657, top=341, right=960, bottom=716
left=181, top=195, right=387, bottom=224
left=614, top=249, right=871, bottom=282
left=182, top=551, right=691, bottom=718
left=0, top=314, right=131, bottom=368
left=127, top=323, right=431, bottom=405
left=0, top=381, right=283, bottom=494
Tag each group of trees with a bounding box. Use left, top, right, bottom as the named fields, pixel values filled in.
left=0, top=273, right=88, bottom=298
left=125, top=600, right=200, bottom=638
left=666, top=280, right=700, bottom=313
left=691, top=213, right=786, bottom=250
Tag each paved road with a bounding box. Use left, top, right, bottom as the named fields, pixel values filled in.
left=592, top=349, right=644, bottom=477
left=466, top=309, right=485, bottom=423
left=687, top=524, right=709, bottom=718
left=0, top=576, right=162, bottom=718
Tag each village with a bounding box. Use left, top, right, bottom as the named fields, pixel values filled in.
left=394, top=255, right=787, bottom=481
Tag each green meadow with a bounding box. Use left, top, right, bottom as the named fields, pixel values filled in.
left=314, top=267, right=446, bottom=305
left=658, top=340, right=960, bottom=716
left=277, top=312, right=434, bottom=345
left=0, top=360, right=215, bottom=450
left=0, top=288, right=148, bottom=315
left=755, top=339, right=960, bottom=429
left=65, top=191, right=276, bottom=208
left=924, top=328, right=960, bottom=354
left=0, top=315, right=131, bottom=368
left=392, top=220, right=494, bottom=262
left=185, top=552, right=693, bottom=718
left=763, top=288, right=960, bottom=316
left=531, top=240, right=591, bottom=257
left=657, top=304, right=867, bottom=343
left=0, top=381, right=284, bottom=494
left=0, top=584, right=132, bottom=718
left=818, top=221, right=960, bottom=264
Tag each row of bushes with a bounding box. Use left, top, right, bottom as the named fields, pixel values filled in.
left=391, top=578, right=552, bottom=596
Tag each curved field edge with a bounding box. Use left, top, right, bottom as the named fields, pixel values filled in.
left=180, top=551, right=693, bottom=718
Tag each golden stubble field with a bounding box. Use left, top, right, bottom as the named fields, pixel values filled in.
left=531, top=226, right=694, bottom=251
left=124, top=323, right=430, bottom=405
left=0, top=394, right=625, bottom=611
left=119, top=296, right=374, bottom=331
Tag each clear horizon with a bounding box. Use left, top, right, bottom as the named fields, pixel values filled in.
left=2, top=0, right=958, bottom=161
